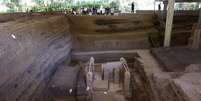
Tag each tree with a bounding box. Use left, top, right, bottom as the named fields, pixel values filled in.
left=110, top=1, right=120, bottom=10
left=35, top=0, right=44, bottom=5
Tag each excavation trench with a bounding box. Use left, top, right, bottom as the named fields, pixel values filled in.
left=1, top=13, right=200, bottom=101
left=0, top=13, right=157, bottom=101
left=49, top=56, right=147, bottom=101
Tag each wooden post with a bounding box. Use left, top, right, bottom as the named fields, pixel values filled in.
left=191, top=8, right=201, bottom=50
left=198, top=8, right=201, bottom=22
left=124, top=71, right=131, bottom=97
left=164, top=0, right=175, bottom=47
left=191, top=28, right=201, bottom=49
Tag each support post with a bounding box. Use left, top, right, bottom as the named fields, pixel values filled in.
left=198, top=8, right=201, bottom=22
left=124, top=71, right=131, bottom=97
left=191, top=28, right=201, bottom=49
left=191, top=8, right=201, bottom=50
left=164, top=0, right=175, bottom=47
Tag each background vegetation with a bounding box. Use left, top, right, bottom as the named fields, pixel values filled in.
left=0, top=0, right=200, bottom=13
left=0, top=0, right=120, bottom=13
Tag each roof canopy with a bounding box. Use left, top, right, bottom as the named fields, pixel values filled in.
left=156, top=0, right=201, bottom=2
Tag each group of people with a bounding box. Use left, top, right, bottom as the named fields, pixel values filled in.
left=65, top=7, right=115, bottom=15
left=64, top=2, right=136, bottom=15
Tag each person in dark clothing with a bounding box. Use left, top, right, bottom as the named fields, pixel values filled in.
left=105, top=7, right=108, bottom=15
left=105, top=7, right=111, bottom=15
left=92, top=7, right=97, bottom=15
left=158, top=3, right=161, bottom=11
left=131, top=2, right=135, bottom=13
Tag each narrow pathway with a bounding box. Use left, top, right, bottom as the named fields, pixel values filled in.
left=136, top=49, right=163, bottom=101
left=137, top=50, right=162, bottom=74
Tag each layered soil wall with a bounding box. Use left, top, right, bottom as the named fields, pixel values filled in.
left=68, top=14, right=157, bottom=52
left=0, top=15, right=72, bottom=101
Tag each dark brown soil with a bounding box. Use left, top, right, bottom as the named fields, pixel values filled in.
left=151, top=47, right=201, bottom=72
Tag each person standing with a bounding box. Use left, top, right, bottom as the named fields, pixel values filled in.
left=131, top=1, right=135, bottom=13
left=111, top=8, right=114, bottom=15
left=64, top=9, right=67, bottom=16
left=158, top=3, right=161, bottom=11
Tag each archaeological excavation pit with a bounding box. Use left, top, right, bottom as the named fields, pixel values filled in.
left=0, top=0, right=201, bottom=101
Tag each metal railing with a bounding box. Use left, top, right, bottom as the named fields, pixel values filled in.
left=84, top=57, right=131, bottom=100
left=85, top=57, right=95, bottom=101
left=120, top=57, right=131, bottom=98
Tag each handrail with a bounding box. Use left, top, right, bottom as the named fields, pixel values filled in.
left=85, top=57, right=95, bottom=88
left=120, top=57, right=131, bottom=97
left=85, top=57, right=95, bottom=101
left=85, top=57, right=95, bottom=73
left=120, top=57, right=129, bottom=72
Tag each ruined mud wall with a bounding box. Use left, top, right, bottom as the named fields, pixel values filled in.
left=0, top=15, right=72, bottom=101
left=0, top=13, right=27, bottom=22
left=68, top=14, right=157, bottom=52
left=0, top=12, right=63, bottom=23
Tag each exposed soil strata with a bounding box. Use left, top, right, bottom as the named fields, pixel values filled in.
left=68, top=15, right=157, bottom=52
left=0, top=16, right=72, bottom=101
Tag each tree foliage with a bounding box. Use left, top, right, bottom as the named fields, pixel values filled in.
left=2, top=0, right=199, bottom=13
left=0, top=0, right=120, bottom=13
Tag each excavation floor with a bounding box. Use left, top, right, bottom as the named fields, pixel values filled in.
left=151, top=47, right=201, bottom=72
left=92, top=70, right=128, bottom=101
left=92, top=90, right=126, bottom=101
